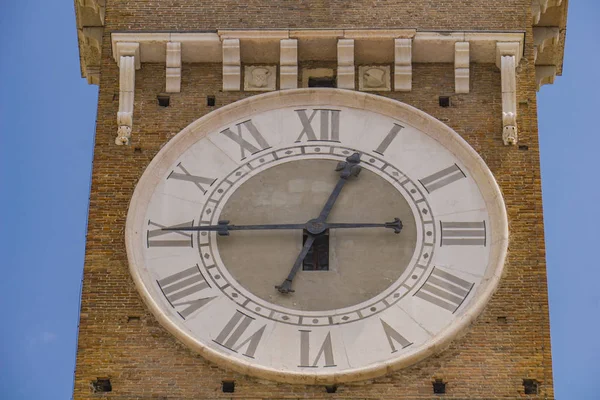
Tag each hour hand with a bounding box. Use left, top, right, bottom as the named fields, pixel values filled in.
left=161, top=220, right=306, bottom=236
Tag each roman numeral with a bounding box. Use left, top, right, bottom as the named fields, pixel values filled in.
left=295, top=109, right=341, bottom=142
left=380, top=319, right=412, bottom=353
left=167, top=163, right=216, bottom=194
left=415, top=267, right=474, bottom=313
left=146, top=220, right=194, bottom=248
left=441, top=221, right=486, bottom=246
left=214, top=310, right=266, bottom=359
left=157, top=265, right=216, bottom=319
left=373, top=124, right=404, bottom=155
left=419, top=164, right=466, bottom=193
left=298, top=330, right=336, bottom=367
left=221, top=119, right=270, bottom=159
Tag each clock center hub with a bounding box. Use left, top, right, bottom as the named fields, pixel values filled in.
left=305, top=219, right=327, bottom=235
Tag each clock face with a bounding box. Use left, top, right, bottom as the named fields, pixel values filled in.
left=126, top=89, right=508, bottom=384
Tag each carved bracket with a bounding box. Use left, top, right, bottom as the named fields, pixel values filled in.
left=222, top=39, right=241, bottom=91
left=536, top=65, right=557, bottom=91
left=496, top=42, right=521, bottom=146
left=394, top=38, right=412, bottom=91
left=280, top=39, right=298, bottom=90
left=114, top=42, right=140, bottom=146
left=455, top=42, right=470, bottom=94
left=166, top=42, right=181, bottom=93
left=532, top=0, right=563, bottom=25
left=337, top=39, right=355, bottom=89
left=533, top=27, right=560, bottom=62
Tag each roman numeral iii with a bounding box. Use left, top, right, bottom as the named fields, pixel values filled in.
left=221, top=119, right=270, bottom=159
left=167, top=162, right=216, bottom=194
left=414, top=267, right=474, bottom=313
left=295, top=109, right=341, bottom=142
left=419, top=164, right=466, bottom=193
left=146, top=220, right=194, bottom=248
left=157, top=265, right=216, bottom=319
left=214, top=310, right=267, bottom=359
left=440, top=221, right=486, bottom=246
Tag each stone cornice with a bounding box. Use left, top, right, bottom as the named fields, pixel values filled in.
left=110, top=30, right=524, bottom=65
left=532, top=0, right=569, bottom=91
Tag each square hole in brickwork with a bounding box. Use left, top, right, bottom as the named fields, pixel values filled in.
left=309, top=76, right=337, bottom=88
left=523, top=379, right=539, bottom=394
left=91, top=378, right=112, bottom=393
left=325, top=385, right=338, bottom=393
left=157, top=94, right=170, bottom=107
left=222, top=381, right=235, bottom=393
left=497, top=316, right=507, bottom=324
left=519, top=145, right=529, bottom=151
left=207, top=95, right=216, bottom=107
left=127, top=315, right=141, bottom=322
left=433, top=379, right=446, bottom=394
left=439, top=96, right=450, bottom=107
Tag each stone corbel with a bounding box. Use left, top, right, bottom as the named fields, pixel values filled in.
left=536, top=65, right=557, bottom=91
left=533, top=27, right=560, bottom=62
left=78, top=0, right=106, bottom=24
left=166, top=42, right=181, bottom=93
left=394, top=38, right=412, bottom=91
left=532, top=0, right=563, bottom=24
left=222, top=39, right=241, bottom=91
left=115, top=42, right=140, bottom=145
left=496, top=42, right=522, bottom=146
left=455, top=42, right=470, bottom=94
left=280, top=39, right=298, bottom=90
left=337, top=39, right=355, bottom=89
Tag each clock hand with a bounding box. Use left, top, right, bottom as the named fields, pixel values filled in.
left=275, top=233, right=316, bottom=294
left=275, top=152, right=362, bottom=294
left=161, top=218, right=403, bottom=235
left=316, top=152, right=361, bottom=222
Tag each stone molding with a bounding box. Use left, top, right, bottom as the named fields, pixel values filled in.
left=394, top=38, right=412, bottom=91
left=496, top=42, right=520, bottom=146
left=222, top=39, right=241, bottom=91
left=337, top=39, right=355, bottom=89
left=280, top=39, right=298, bottom=90
left=115, top=42, right=139, bottom=146
left=165, top=42, right=181, bottom=93
left=454, top=42, right=470, bottom=94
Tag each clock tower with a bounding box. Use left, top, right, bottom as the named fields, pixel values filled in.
left=74, top=1, right=568, bottom=398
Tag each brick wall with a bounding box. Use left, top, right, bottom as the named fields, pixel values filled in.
left=74, top=1, right=553, bottom=398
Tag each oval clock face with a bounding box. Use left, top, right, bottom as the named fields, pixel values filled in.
left=126, top=89, right=508, bottom=384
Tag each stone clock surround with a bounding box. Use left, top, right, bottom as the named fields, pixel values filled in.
left=126, top=88, right=509, bottom=384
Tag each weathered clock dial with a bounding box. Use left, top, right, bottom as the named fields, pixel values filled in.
left=126, top=89, right=508, bottom=384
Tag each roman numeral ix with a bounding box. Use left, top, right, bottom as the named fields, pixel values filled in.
left=147, top=220, right=194, bottom=248
left=295, top=109, right=341, bottom=142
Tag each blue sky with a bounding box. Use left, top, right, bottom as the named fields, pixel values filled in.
left=0, top=1, right=597, bottom=399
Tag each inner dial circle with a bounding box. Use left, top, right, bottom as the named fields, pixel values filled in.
left=216, top=158, right=417, bottom=311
